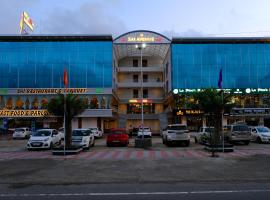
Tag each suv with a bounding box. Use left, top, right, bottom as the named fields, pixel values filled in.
left=194, top=127, right=215, bottom=144
left=224, top=124, right=251, bottom=145
left=162, top=124, right=190, bottom=146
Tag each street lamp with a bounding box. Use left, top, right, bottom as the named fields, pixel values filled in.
left=135, top=43, right=146, bottom=140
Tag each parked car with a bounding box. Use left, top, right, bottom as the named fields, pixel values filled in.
left=224, top=123, right=251, bottom=145
left=72, top=129, right=95, bottom=150
left=27, top=129, right=61, bottom=150
left=162, top=124, right=190, bottom=146
left=12, top=127, right=32, bottom=139
left=106, top=128, right=129, bottom=147
left=137, top=127, right=152, bottom=138
left=250, top=126, right=270, bottom=143
left=58, top=127, right=64, bottom=140
left=89, top=127, right=103, bottom=138
left=194, top=127, right=215, bottom=144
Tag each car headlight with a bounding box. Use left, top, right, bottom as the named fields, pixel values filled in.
left=44, top=138, right=50, bottom=142
left=83, top=138, right=88, bottom=143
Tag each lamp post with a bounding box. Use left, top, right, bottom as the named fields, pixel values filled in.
left=135, top=43, right=146, bottom=141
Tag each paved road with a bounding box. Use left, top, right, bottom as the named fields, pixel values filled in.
left=1, top=182, right=270, bottom=200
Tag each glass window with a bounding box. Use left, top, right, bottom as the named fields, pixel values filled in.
left=0, top=41, right=112, bottom=88
left=142, top=59, right=148, bottom=67
left=143, top=74, right=148, bottom=82
left=143, top=89, right=148, bottom=98
left=133, top=89, right=138, bottom=98
left=172, top=43, right=270, bottom=89
left=133, top=74, right=138, bottom=82
left=133, top=59, right=138, bottom=67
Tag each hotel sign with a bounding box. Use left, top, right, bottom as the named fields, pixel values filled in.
left=17, top=88, right=88, bottom=94
left=0, top=88, right=113, bottom=95
left=0, top=110, right=49, bottom=118
left=114, top=31, right=171, bottom=44
left=174, top=109, right=203, bottom=116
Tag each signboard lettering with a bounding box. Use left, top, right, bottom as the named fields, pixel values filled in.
left=0, top=110, right=49, bottom=117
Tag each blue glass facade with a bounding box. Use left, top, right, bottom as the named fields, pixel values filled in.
left=172, top=43, right=270, bottom=89
left=0, top=40, right=112, bottom=88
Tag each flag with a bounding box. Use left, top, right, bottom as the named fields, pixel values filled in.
left=23, top=11, right=34, bottom=31
left=218, top=68, right=222, bottom=89
left=63, top=68, right=68, bottom=87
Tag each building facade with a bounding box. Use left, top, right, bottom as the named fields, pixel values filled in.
left=0, top=35, right=116, bottom=131
left=170, top=38, right=270, bottom=130
left=1, top=33, right=270, bottom=132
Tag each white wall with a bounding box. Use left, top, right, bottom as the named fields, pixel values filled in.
left=71, top=118, right=97, bottom=129
left=82, top=118, right=97, bottom=128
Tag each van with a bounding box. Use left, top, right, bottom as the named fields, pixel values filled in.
left=224, top=124, right=251, bottom=145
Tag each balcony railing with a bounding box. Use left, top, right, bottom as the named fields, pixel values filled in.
left=118, top=66, right=164, bottom=72
left=117, top=81, right=164, bottom=88
left=116, top=94, right=164, bottom=103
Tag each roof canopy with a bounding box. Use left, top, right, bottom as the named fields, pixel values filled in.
left=114, top=30, right=171, bottom=60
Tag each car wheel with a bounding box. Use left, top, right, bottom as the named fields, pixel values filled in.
left=257, top=137, right=262, bottom=144
left=244, top=140, right=250, bottom=145
left=185, top=140, right=190, bottom=147
left=49, top=142, right=53, bottom=149
left=162, top=138, right=166, bottom=144
left=194, top=137, right=198, bottom=144
left=107, top=143, right=111, bottom=147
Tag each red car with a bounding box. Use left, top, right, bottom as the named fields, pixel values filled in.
left=106, top=128, right=129, bottom=147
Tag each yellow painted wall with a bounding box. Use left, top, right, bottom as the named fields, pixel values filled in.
left=119, top=104, right=127, bottom=114
left=155, top=103, right=163, bottom=114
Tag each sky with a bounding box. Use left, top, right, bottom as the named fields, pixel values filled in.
left=1, top=0, right=270, bottom=38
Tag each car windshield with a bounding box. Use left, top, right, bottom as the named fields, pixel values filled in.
left=257, top=127, right=270, bottom=133
left=168, top=125, right=187, bottom=130
left=32, top=130, right=51, bottom=137
left=112, top=130, right=125, bottom=134
left=15, top=128, right=26, bottom=132
left=233, top=125, right=249, bottom=131
left=72, top=130, right=90, bottom=136
left=139, top=128, right=150, bottom=131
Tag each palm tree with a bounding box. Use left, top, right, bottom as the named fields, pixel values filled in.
left=47, top=93, right=88, bottom=148
left=191, top=89, right=233, bottom=156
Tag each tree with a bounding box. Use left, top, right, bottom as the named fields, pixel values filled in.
left=191, top=89, right=233, bottom=156
left=47, top=93, right=88, bottom=148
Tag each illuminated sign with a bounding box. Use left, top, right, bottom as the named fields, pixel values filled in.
left=0, top=110, right=49, bottom=118
left=174, top=109, right=203, bottom=116
left=17, top=88, right=88, bottom=94
left=173, top=88, right=270, bottom=94
left=114, top=31, right=171, bottom=44
left=129, top=99, right=152, bottom=103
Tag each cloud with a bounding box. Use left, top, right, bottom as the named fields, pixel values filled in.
left=40, top=2, right=128, bottom=36
left=0, top=0, right=38, bottom=34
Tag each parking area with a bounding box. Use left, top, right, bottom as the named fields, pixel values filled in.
left=1, top=134, right=270, bottom=161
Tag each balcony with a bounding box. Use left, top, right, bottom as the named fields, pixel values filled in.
left=118, top=66, right=164, bottom=73
left=117, top=80, right=164, bottom=88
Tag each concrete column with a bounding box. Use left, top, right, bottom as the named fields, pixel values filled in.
left=259, top=117, right=264, bottom=126
left=202, top=116, right=207, bottom=127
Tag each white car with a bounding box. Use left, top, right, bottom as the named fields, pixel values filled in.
left=72, top=129, right=95, bottom=150
left=137, top=127, right=152, bottom=138
left=251, top=126, right=270, bottom=143
left=89, top=127, right=103, bottom=138
left=13, top=127, right=32, bottom=139
left=162, top=124, right=190, bottom=146
left=194, top=127, right=215, bottom=144
left=27, top=129, right=61, bottom=150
